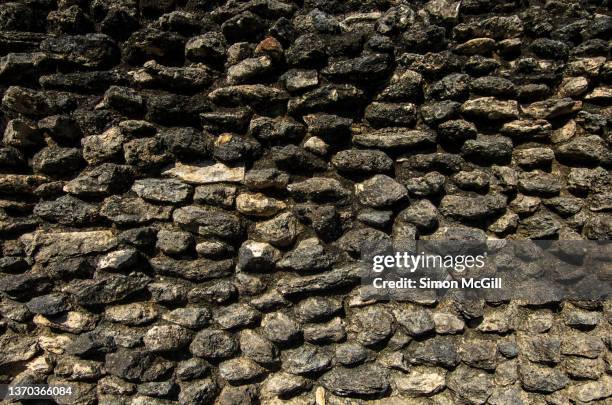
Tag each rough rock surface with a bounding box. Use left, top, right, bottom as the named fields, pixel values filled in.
left=0, top=0, right=610, bottom=404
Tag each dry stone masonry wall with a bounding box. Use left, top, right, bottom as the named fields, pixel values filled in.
left=0, top=0, right=611, bottom=404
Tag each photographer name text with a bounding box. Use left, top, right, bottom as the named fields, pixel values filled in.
left=372, top=277, right=502, bottom=289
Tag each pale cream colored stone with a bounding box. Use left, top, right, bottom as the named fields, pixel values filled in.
left=264, top=397, right=315, bottom=405
left=566, top=57, right=606, bottom=77
left=461, top=97, right=519, bottom=120
left=26, top=356, right=54, bottom=374
left=568, top=376, right=612, bottom=402
left=394, top=367, right=446, bottom=396
left=304, top=136, right=328, bottom=155
left=433, top=312, right=465, bottom=334
left=0, top=174, right=48, bottom=194
left=82, top=126, right=124, bottom=164
left=523, top=98, right=581, bottom=119
left=558, top=76, right=588, bottom=97
left=37, top=333, right=73, bottom=354
left=315, top=386, right=325, bottom=405
left=495, top=360, right=518, bottom=386
left=20, top=230, right=117, bottom=263
left=455, top=38, right=496, bottom=55
left=477, top=305, right=517, bottom=333
left=341, top=12, right=382, bottom=26
left=163, top=161, right=245, bottom=184
left=509, top=194, right=540, bottom=216
left=236, top=192, right=286, bottom=217
left=105, top=302, right=159, bottom=326
left=261, top=372, right=310, bottom=398
left=425, top=0, right=460, bottom=22
left=34, top=311, right=98, bottom=334
left=551, top=120, right=576, bottom=144
left=489, top=211, right=519, bottom=234
left=585, top=86, right=612, bottom=101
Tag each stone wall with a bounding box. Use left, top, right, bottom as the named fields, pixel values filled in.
left=0, top=0, right=611, bottom=404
